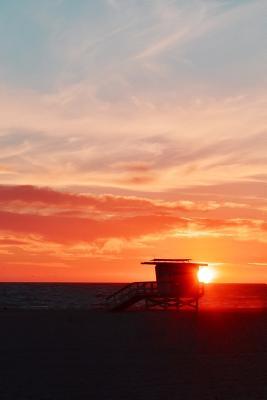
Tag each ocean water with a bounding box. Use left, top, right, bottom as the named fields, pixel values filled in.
left=0, top=283, right=266, bottom=310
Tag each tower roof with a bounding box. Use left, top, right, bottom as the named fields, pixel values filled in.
left=141, top=258, right=208, bottom=266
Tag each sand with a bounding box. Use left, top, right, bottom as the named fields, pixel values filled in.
left=0, top=309, right=266, bottom=400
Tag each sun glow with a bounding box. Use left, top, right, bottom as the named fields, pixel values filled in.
left=197, top=267, right=215, bottom=284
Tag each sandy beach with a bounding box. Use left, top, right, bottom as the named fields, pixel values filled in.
left=0, top=309, right=266, bottom=400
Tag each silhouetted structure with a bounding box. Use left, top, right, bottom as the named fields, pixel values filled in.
left=106, top=259, right=206, bottom=311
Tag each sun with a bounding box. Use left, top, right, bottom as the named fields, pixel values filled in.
left=197, top=267, right=215, bottom=284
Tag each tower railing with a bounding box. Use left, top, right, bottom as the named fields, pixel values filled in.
left=106, top=280, right=204, bottom=311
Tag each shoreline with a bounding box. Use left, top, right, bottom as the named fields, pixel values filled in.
left=1, top=305, right=267, bottom=312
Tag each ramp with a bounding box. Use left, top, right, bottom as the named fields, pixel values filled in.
left=106, top=281, right=158, bottom=311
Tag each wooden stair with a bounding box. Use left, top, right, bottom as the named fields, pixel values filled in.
left=106, top=281, right=158, bottom=311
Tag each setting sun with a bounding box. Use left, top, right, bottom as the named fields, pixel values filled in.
left=198, top=267, right=215, bottom=284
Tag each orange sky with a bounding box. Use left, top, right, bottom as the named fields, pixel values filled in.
left=0, top=185, right=266, bottom=282
left=0, top=1, right=266, bottom=282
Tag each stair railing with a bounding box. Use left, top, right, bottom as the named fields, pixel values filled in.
left=106, top=281, right=158, bottom=309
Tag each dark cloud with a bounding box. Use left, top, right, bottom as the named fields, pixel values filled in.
left=0, top=210, right=187, bottom=244
left=0, top=184, right=209, bottom=214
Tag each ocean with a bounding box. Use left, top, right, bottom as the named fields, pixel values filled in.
left=0, top=283, right=266, bottom=310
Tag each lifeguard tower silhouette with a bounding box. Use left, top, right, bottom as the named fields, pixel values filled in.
left=106, top=259, right=207, bottom=311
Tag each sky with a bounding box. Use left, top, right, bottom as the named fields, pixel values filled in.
left=0, top=0, right=266, bottom=282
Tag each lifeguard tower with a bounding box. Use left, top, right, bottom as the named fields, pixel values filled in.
left=106, top=259, right=206, bottom=311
